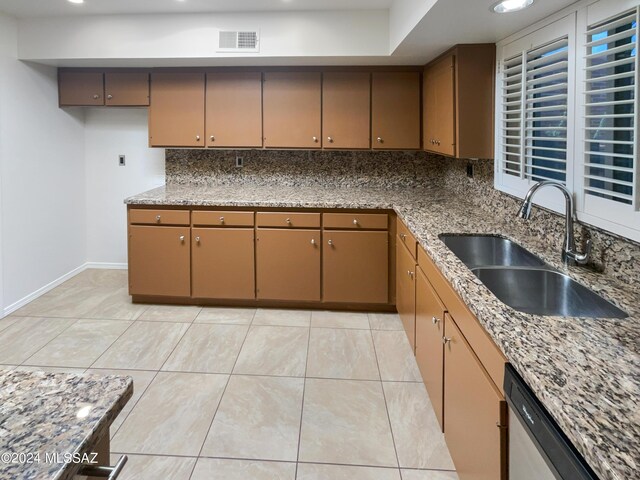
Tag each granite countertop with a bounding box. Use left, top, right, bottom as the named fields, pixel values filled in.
left=126, top=184, right=640, bottom=480
left=0, top=370, right=132, bottom=480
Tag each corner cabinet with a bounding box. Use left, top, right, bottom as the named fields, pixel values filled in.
left=423, top=44, right=495, bottom=159
left=148, top=72, right=205, bottom=147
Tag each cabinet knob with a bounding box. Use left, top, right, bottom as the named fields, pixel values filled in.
left=219, top=216, right=225, bottom=224
left=195, top=236, right=201, bottom=243
left=196, top=135, right=201, bottom=141
left=407, top=270, right=414, bottom=279
left=311, top=238, right=316, bottom=245
left=107, top=94, right=113, bottom=100
left=92, top=94, right=100, bottom=100
left=327, top=136, right=334, bottom=143
left=312, top=136, right=318, bottom=143
left=328, top=239, right=333, bottom=246
left=432, top=316, right=440, bottom=325
left=179, top=235, right=185, bottom=243
left=210, top=135, right=215, bottom=142
left=286, top=218, right=291, bottom=225
left=156, top=215, right=161, bottom=223
left=353, top=219, right=358, bottom=226
left=376, top=137, right=383, bottom=143
left=400, top=233, right=406, bottom=241
left=442, top=336, right=452, bottom=345
left=437, top=140, right=441, bottom=146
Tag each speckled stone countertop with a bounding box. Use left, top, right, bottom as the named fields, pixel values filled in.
left=126, top=184, right=640, bottom=480
left=0, top=370, right=132, bottom=480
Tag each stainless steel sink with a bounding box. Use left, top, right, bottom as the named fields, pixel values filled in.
left=472, top=268, right=628, bottom=318
left=439, top=235, right=545, bottom=268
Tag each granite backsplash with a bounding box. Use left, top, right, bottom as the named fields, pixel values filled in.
left=165, top=149, right=640, bottom=286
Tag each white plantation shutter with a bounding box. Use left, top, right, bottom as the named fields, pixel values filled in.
left=584, top=9, right=638, bottom=207
left=501, top=54, right=524, bottom=177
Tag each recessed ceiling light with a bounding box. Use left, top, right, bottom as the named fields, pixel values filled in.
left=492, top=0, right=534, bottom=13
left=67, top=0, right=84, bottom=4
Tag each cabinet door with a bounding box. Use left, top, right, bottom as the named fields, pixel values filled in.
left=415, top=267, right=446, bottom=430
left=444, top=314, right=507, bottom=480
left=192, top=228, right=255, bottom=300
left=59, top=71, right=104, bottom=106
left=105, top=72, right=150, bottom=106
left=206, top=72, right=262, bottom=148
left=322, top=72, right=371, bottom=149
left=323, top=230, right=388, bottom=304
left=396, top=240, right=417, bottom=350
left=128, top=226, right=190, bottom=297
left=263, top=72, right=321, bottom=148
left=372, top=72, right=421, bottom=150
left=149, top=72, right=205, bottom=147
left=256, top=229, right=321, bottom=301
left=424, top=55, right=455, bottom=156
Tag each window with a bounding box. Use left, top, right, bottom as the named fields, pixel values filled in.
left=496, top=2, right=640, bottom=242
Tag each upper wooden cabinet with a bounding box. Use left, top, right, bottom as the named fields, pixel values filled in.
left=322, top=72, right=371, bottom=149
left=423, top=44, right=495, bottom=159
left=59, top=71, right=105, bottom=106
left=149, top=72, right=205, bottom=147
left=371, top=72, right=421, bottom=150
left=59, top=70, right=149, bottom=107
left=206, top=72, right=262, bottom=148
left=104, top=72, right=149, bottom=106
left=263, top=72, right=322, bottom=149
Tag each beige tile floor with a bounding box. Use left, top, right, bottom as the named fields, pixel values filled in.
left=3, top=269, right=458, bottom=480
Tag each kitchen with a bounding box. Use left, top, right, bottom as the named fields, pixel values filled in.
left=0, top=0, right=638, bottom=479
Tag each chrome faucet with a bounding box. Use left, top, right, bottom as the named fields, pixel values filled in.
left=517, top=180, right=592, bottom=266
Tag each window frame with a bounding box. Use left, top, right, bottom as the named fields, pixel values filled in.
left=494, top=0, right=640, bottom=243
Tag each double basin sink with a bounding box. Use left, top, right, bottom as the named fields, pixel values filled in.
left=439, top=235, right=627, bottom=318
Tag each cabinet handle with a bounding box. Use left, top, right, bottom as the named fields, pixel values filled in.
left=432, top=316, right=440, bottom=325
left=286, top=218, right=291, bottom=225
left=353, top=219, right=359, bottom=226
left=328, top=239, right=333, bottom=246
left=219, top=216, right=225, bottom=224
left=442, top=336, right=452, bottom=345
left=179, top=235, right=185, bottom=243
left=210, top=135, right=215, bottom=142
left=313, top=136, right=318, bottom=143
left=311, top=238, right=316, bottom=245
left=195, top=236, right=200, bottom=243
left=77, top=454, right=127, bottom=479
left=156, top=215, right=161, bottom=223
left=107, top=94, right=113, bottom=100
left=327, top=136, right=334, bottom=143
left=92, top=94, right=100, bottom=100
left=196, top=135, right=201, bottom=141
left=376, top=137, right=383, bottom=143
left=400, top=233, right=406, bottom=241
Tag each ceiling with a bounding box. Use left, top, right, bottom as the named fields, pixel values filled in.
left=0, top=0, right=394, bottom=17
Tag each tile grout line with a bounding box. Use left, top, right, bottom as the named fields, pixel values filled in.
left=368, top=323, right=403, bottom=476
left=294, top=322, right=312, bottom=478
left=186, top=308, right=258, bottom=480
left=15, top=317, right=82, bottom=368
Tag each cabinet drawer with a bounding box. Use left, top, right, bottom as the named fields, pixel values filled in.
left=192, top=211, right=254, bottom=227
left=418, top=245, right=506, bottom=392
left=397, top=218, right=418, bottom=260
left=129, top=209, right=190, bottom=226
left=256, top=212, right=321, bottom=228
left=323, top=213, right=388, bottom=230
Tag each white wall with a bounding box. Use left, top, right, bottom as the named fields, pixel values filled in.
left=84, top=109, right=164, bottom=266
left=0, top=12, right=86, bottom=313
left=17, top=11, right=390, bottom=65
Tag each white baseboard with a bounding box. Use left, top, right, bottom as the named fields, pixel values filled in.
left=2, top=262, right=128, bottom=318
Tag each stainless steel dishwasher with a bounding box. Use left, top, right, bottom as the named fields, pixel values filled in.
left=504, top=364, right=599, bottom=480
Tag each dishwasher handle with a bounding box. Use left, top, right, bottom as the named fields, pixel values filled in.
left=77, top=455, right=127, bottom=479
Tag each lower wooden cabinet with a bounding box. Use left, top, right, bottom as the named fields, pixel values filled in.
left=415, top=267, right=446, bottom=429
left=396, top=239, right=417, bottom=350
left=128, top=225, right=190, bottom=297
left=256, top=228, right=321, bottom=301
left=323, top=230, right=388, bottom=304
left=444, top=314, right=507, bottom=480
left=192, top=228, right=255, bottom=299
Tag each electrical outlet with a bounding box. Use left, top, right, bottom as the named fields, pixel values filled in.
left=119, top=155, right=126, bottom=166
left=235, top=156, right=244, bottom=168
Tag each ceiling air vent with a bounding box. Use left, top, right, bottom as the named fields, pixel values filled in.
left=218, top=31, right=259, bottom=53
